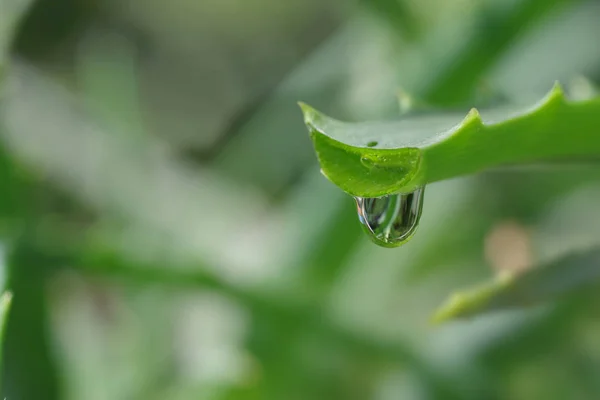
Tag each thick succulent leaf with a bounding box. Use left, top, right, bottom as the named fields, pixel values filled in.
left=433, top=248, right=600, bottom=322
left=300, top=84, right=600, bottom=197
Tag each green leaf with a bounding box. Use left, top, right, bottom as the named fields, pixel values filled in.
left=0, top=0, right=37, bottom=232
left=0, top=0, right=32, bottom=376
left=0, top=0, right=33, bottom=69
left=0, top=291, right=11, bottom=361
left=3, top=237, right=62, bottom=399
left=300, top=84, right=600, bottom=197
left=433, top=248, right=600, bottom=322
left=361, top=0, right=421, bottom=40
left=0, top=289, right=10, bottom=393
left=420, top=0, right=572, bottom=105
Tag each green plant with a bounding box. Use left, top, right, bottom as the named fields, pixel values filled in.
left=300, top=26, right=600, bottom=321
left=300, top=84, right=600, bottom=197
left=301, top=79, right=600, bottom=321
left=3, top=0, right=600, bottom=398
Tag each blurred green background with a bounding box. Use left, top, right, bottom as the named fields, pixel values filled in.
left=2, top=0, right=600, bottom=399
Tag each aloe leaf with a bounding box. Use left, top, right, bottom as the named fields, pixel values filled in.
left=433, top=248, right=600, bottom=322
left=300, top=83, right=600, bottom=197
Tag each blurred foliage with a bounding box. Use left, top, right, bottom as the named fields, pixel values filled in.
left=1, top=0, right=600, bottom=400
left=434, top=247, right=600, bottom=321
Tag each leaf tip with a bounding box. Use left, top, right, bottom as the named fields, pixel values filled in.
left=431, top=272, right=516, bottom=324
left=463, top=107, right=484, bottom=127
left=546, top=81, right=566, bottom=104
left=298, top=102, right=336, bottom=136
left=467, top=107, right=481, bottom=118
left=297, top=101, right=315, bottom=122
left=551, top=80, right=564, bottom=92
left=523, top=81, right=566, bottom=115
left=430, top=293, right=466, bottom=325
left=297, top=101, right=311, bottom=112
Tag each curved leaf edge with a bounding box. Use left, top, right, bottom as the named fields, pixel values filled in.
left=299, top=82, right=600, bottom=197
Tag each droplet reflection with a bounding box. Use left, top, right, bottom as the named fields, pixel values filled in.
left=355, top=187, right=425, bottom=248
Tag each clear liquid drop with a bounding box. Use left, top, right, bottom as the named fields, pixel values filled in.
left=360, top=156, right=375, bottom=169
left=355, top=187, right=425, bottom=248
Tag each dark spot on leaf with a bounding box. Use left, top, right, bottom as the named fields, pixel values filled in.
left=367, top=141, right=378, bottom=147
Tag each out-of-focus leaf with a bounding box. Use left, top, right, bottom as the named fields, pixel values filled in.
left=49, top=231, right=465, bottom=398
left=0, top=0, right=35, bottom=232
left=0, top=292, right=11, bottom=374
left=0, top=2, right=58, bottom=396
left=1, top=63, right=286, bottom=286
left=361, top=0, right=421, bottom=40
left=420, top=0, right=573, bottom=105
left=433, top=248, right=600, bottom=322
left=2, top=238, right=62, bottom=399
left=300, top=84, right=600, bottom=197
left=0, top=0, right=32, bottom=71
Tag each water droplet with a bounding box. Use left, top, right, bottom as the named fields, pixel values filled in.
left=360, top=156, right=375, bottom=169
left=354, top=187, right=425, bottom=248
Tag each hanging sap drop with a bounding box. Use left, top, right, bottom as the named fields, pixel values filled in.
left=354, top=187, right=425, bottom=248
